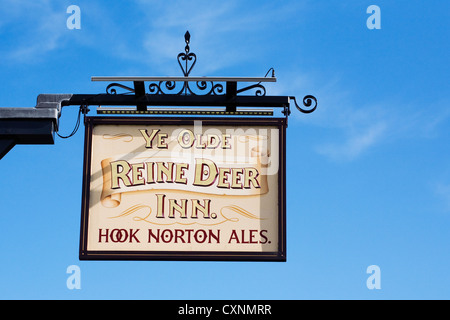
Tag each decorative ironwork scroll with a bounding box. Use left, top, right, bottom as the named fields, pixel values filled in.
left=106, top=83, right=135, bottom=95
left=291, top=95, right=318, bottom=114
left=101, top=30, right=317, bottom=114
left=104, top=31, right=271, bottom=97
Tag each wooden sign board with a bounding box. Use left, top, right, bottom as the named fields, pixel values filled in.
left=79, top=117, right=286, bottom=261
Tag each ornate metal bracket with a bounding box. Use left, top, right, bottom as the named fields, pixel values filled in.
left=100, top=31, right=273, bottom=98
left=290, top=95, right=318, bottom=114
left=92, top=31, right=317, bottom=114
left=0, top=32, right=317, bottom=160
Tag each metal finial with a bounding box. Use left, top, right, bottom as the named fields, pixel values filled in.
left=184, top=31, right=191, bottom=53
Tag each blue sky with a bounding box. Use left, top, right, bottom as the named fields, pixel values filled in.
left=0, top=0, right=449, bottom=299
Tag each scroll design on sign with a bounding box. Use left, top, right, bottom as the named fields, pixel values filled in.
left=102, top=133, right=133, bottom=142
left=98, top=143, right=271, bottom=209
left=109, top=203, right=264, bottom=226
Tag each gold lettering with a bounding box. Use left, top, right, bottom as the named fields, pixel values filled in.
left=243, top=167, right=260, bottom=189
left=168, top=199, right=188, bottom=218
left=178, top=129, right=195, bottom=148
left=177, top=130, right=233, bottom=149
left=156, top=194, right=165, bottom=218
left=110, top=160, right=132, bottom=189
left=222, top=134, right=231, bottom=149
left=139, top=129, right=160, bottom=148
left=217, top=167, right=231, bottom=188
left=157, top=133, right=168, bottom=148
left=231, top=168, right=243, bottom=189
left=174, top=163, right=189, bottom=184
left=191, top=199, right=211, bottom=219
left=206, top=134, right=220, bottom=149
left=193, top=158, right=218, bottom=186
left=195, top=134, right=206, bottom=149
left=131, top=163, right=145, bottom=185
left=156, top=162, right=174, bottom=183
left=146, top=162, right=155, bottom=184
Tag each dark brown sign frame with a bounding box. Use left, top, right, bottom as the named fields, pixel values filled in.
left=79, top=116, right=286, bottom=261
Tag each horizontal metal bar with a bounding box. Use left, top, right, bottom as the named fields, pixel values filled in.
left=96, top=106, right=274, bottom=116
left=97, top=106, right=273, bottom=112
left=91, top=76, right=277, bottom=83
left=97, top=110, right=273, bottom=116
left=64, top=94, right=289, bottom=108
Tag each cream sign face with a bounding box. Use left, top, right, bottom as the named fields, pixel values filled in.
left=80, top=117, right=286, bottom=261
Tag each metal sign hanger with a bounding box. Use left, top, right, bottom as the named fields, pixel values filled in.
left=0, top=31, right=317, bottom=159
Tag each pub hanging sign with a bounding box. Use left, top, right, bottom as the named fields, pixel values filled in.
left=79, top=116, right=286, bottom=261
